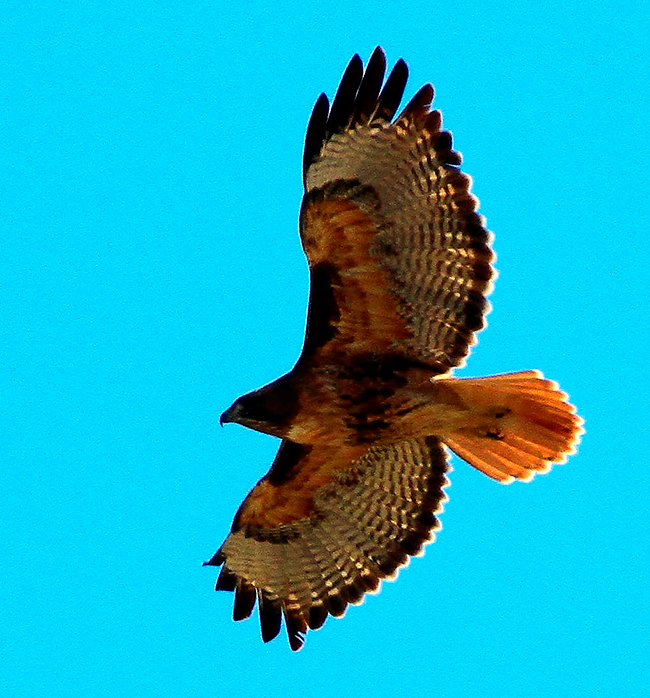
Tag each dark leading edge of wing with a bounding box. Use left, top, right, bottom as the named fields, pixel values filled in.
left=302, top=47, right=410, bottom=184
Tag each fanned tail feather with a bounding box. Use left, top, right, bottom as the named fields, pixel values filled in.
left=442, top=371, right=583, bottom=483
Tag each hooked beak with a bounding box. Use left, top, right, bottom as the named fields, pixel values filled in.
left=219, top=402, right=241, bottom=427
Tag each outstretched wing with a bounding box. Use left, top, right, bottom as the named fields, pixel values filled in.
left=205, top=437, right=449, bottom=651
left=299, top=47, right=494, bottom=374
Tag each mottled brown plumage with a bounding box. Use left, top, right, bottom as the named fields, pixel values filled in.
left=206, top=48, right=583, bottom=651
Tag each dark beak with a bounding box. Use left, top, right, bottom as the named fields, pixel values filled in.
left=220, top=402, right=240, bottom=427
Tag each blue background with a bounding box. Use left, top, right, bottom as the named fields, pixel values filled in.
left=2, top=2, right=648, bottom=696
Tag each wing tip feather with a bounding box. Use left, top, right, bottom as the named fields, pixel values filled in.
left=304, top=49, right=417, bottom=180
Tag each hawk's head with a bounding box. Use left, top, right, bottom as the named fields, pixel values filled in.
left=220, top=376, right=299, bottom=438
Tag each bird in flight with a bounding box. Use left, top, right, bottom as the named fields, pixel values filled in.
left=206, top=47, right=583, bottom=651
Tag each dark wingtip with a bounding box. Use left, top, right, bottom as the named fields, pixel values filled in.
left=324, top=53, right=364, bottom=141
left=259, top=590, right=282, bottom=643
left=288, top=631, right=306, bottom=652
left=372, top=56, right=409, bottom=122
left=203, top=549, right=224, bottom=567
left=393, top=57, right=408, bottom=78
left=284, top=609, right=308, bottom=651
left=233, top=582, right=256, bottom=621
left=303, top=92, right=330, bottom=183
left=308, top=603, right=328, bottom=630
left=349, top=47, right=387, bottom=128
left=303, top=49, right=416, bottom=184
left=214, top=565, right=237, bottom=591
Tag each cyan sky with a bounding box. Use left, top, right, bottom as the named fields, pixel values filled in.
left=2, top=2, right=648, bottom=697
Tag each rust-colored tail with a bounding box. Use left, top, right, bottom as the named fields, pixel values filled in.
left=440, top=371, right=583, bottom=483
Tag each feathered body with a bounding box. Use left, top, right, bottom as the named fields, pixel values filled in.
left=207, top=48, right=583, bottom=651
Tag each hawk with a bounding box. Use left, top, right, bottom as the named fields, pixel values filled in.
left=206, top=48, right=583, bottom=651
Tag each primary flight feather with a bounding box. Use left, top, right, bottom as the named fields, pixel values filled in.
left=206, top=47, right=583, bottom=651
